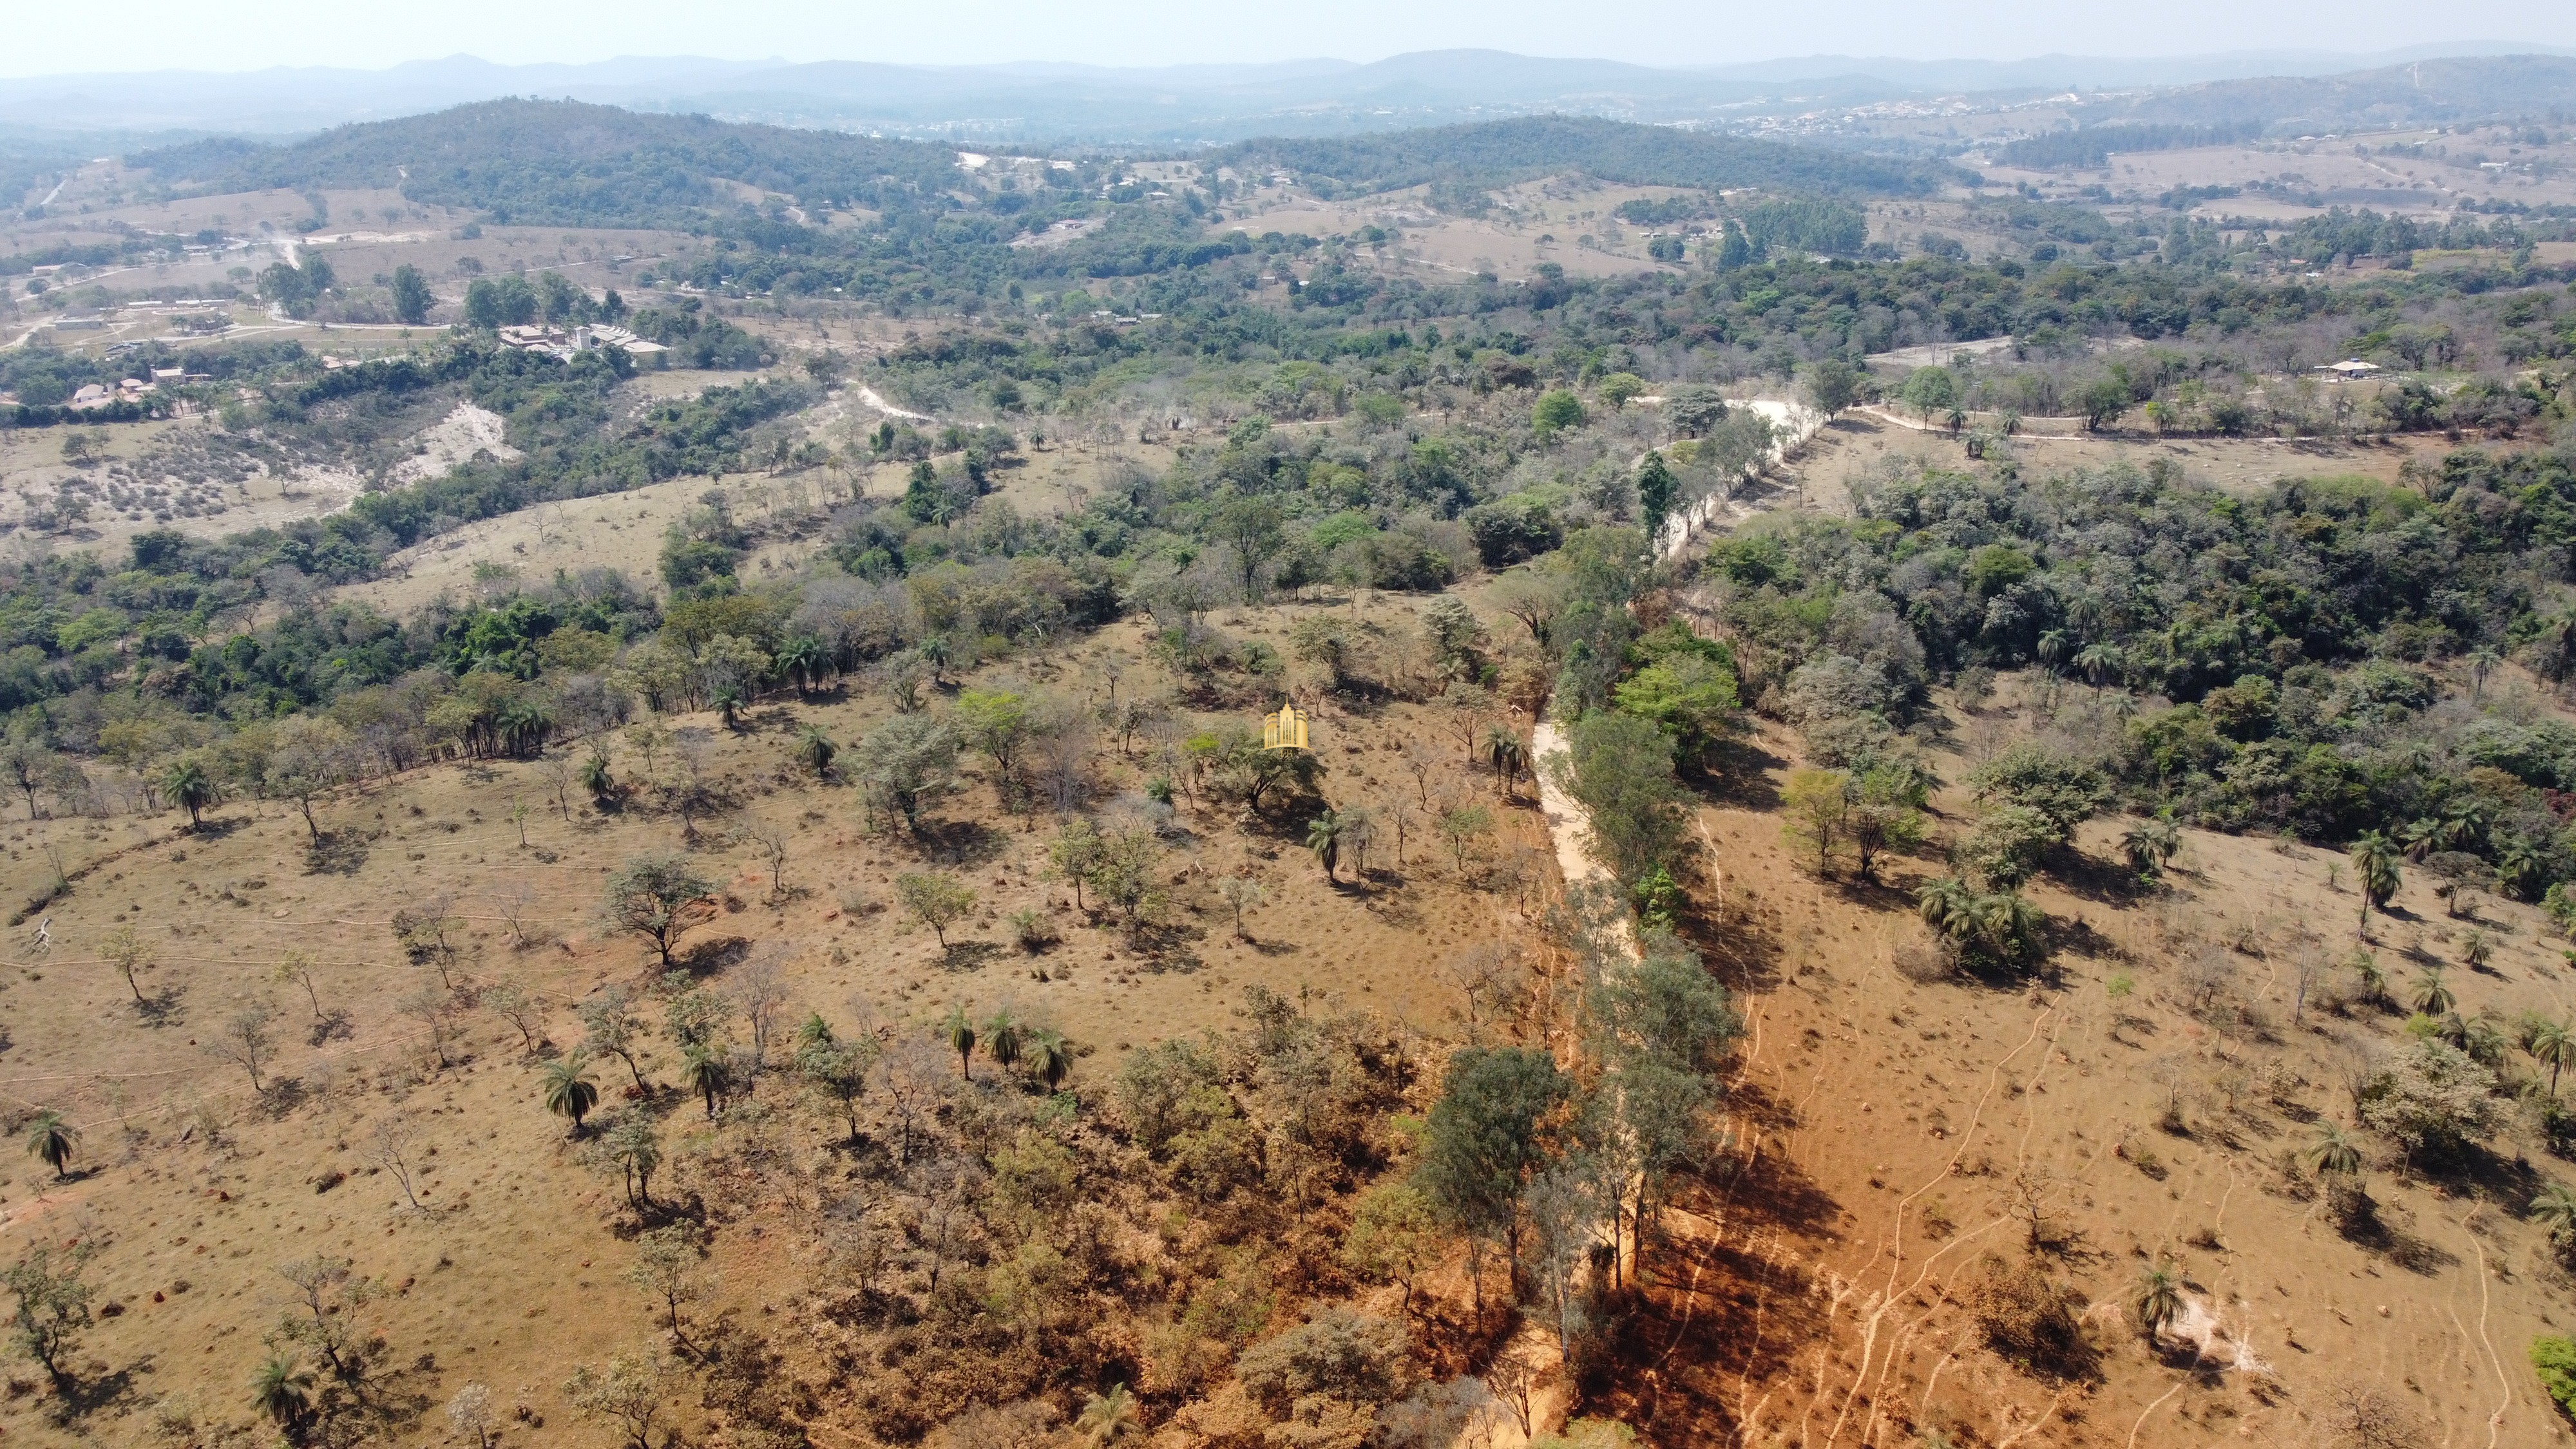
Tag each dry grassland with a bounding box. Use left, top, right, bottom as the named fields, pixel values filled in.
left=0, top=596, right=1545, bottom=1448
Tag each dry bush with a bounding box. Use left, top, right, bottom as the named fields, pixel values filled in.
left=1963, top=1252, right=2099, bottom=1382
left=1893, top=939, right=1952, bottom=985
left=922, top=1396, right=1060, bottom=1449
left=2311, top=1377, right=2430, bottom=1449
left=2179, top=947, right=2234, bottom=1020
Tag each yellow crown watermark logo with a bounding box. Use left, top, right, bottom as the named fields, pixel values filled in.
left=1262, top=704, right=1310, bottom=752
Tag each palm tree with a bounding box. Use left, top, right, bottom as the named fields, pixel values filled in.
left=2463, top=1017, right=2509, bottom=1068
left=794, top=725, right=837, bottom=779
left=2495, top=837, right=2550, bottom=902
left=796, top=1010, right=835, bottom=1052
left=1029, top=1030, right=1074, bottom=1093
left=2130, top=1264, right=2185, bottom=1343
left=2461, top=930, right=2494, bottom=972
left=578, top=746, right=614, bottom=800
left=543, top=1057, right=599, bottom=1135
left=2305, top=1122, right=2363, bottom=1177
left=2123, top=816, right=2181, bottom=879
left=2351, top=951, right=2390, bottom=1009
left=2411, top=968, right=2456, bottom=1018
left=945, top=1005, right=977, bottom=1080
left=1306, top=810, right=1344, bottom=882
left=712, top=685, right=747, bottom=731
left=23, top=1110, right=76, bottom=1180
left=251, top=1354, right=315, bottom=1429
left=1917, top=875, right=1980, bottom=952
left=2436, top=797, right=2491, bottom=854
left=2536, top=612, right=2576, bottom=683
left=1481, top=726, right=1527, bottom=794
left=2533, top=1183, right=2576, bottom=1253
left=1969, top=891, right=2046, bottom=971
left=2350, top=831, right=2403, bottom=927
left=497, top=698, right=552, bottom=757
left=682, top=1045, right=729, bottom=1119
left=2530, top=1018, right=2576, bottom=1096
left=164, top=757, right=216, bottom=828
left=2074, top=641, right=2123, bottom=688
left=776, top=634, right=826, bottom=697
left=1076, top=1384, right=1140, bottom=1449
left=986, top=1010, right=1023, bottom=1075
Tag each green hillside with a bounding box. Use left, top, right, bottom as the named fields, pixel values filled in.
left=1208, top=115, right=1963, bottom=203
left=126, top=98, right=976, bottom=225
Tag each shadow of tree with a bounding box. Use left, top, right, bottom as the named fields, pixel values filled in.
left=1693, top=738, right=1786, bottom=811
left=133, top=987, right=185, bottom=1028
left=303, top=829, right=372, bottom=876
left=910, top=818, right=1007, bottom=868
left=936, top=940, right=1006, bottom=973
left=673, top=935, right=752, bottom=977
left=49, top=1351, right=153, bottom=1423
left=2043, top=846, right=2155, bottom=909
left=258, top=1079, right=313, bottom=1119
left=1577, top=1124, right=1847, bottom=1441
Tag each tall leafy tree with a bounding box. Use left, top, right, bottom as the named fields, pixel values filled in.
left=602, top=855, right=715, bottom=968
left=849, top=714, right=959, bottom=835
left=1415, top=1046, right=1570, bottom=1307
left=1, top=1245, right=92, bottom=1388
left=390, top=263, right=434, bottom=325
left=1634, top=450, right=1677, bottom=538
left=1555, top=712, right=1689, bottom=889
left=1211, top=497, right=1286, bottom=603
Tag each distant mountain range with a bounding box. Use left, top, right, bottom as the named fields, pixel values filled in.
left=1, top=44, right=2571, bottom=144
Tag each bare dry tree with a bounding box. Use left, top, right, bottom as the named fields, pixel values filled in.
left=102, top=924, right=154, bottom=1004
left=737, top=817, right=792, bottom=901
left=1439, top=943, right=1529, bottom=1043
left=540, top=753, right=577, bottom=819
left=493, top=882, right=539, bottom=950
left=1483, top=1342, right=1541, bottom=1438
left=728, top=958, right=792, bottom=1084
left=208, top=999, right=279, bottom=1092
left=1215, top=877, right=1265, bottom=940
left=272, top=949, right=323, bottom=1019
left=447, top=1383, right=499, bottom=1449
left=393, top=896, right=463, bottom=989
left=482, top=981, right=546, bottom=1054
left=399, top=987, right=464, bottom=1070
left=368, top=1115, right=428, bottom=1212
left=1400, top=740, right=1440, bottom=812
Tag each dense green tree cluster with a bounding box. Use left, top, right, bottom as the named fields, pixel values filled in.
left=1704, top=444, right=2576, bottom=889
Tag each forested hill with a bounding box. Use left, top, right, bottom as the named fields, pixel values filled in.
left=2075, top=53, right=2576, bottom=131
left=1207, top=116, right=1964, bottom=202
left=125, top=99, right=972, bottom=225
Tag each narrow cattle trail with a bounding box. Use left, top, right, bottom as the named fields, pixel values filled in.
left=1818, top=1008, right=2061, bottom=1448
left=2450, top=1216, right=2512, bottom=1449
left=2124, top=1382, right=2187, bottom=1448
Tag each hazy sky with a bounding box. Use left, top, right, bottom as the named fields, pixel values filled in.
left=5, top=0, right=2572, bottom=76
